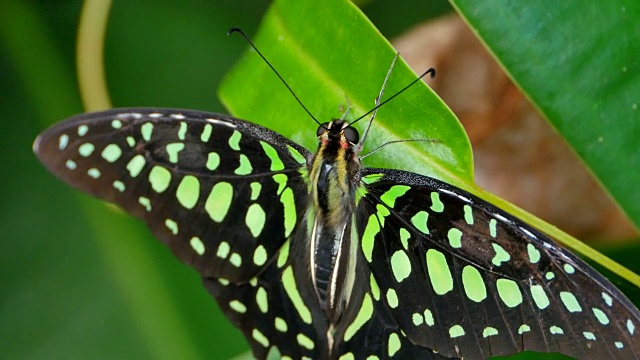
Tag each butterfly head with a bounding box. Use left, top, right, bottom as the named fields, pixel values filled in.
left=317, top=120, right=359, bottom=149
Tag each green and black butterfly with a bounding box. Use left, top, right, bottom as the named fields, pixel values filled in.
left=34, top=58, right=640, bottom=359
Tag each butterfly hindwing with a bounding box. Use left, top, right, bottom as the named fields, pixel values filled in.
left=357, top=168, right=640, bottom=359
left=34, top=108, right=311, bottom=283
left=203, top=240, right=329, bottom=360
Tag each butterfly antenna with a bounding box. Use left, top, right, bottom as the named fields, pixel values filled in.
left=356, top=53, right=399, bottom=152
left=351, top=66, right=436, bottom=126
left=228, top=27, right=321, bottom=126
left=361, top=139, right=440, bottom=159
left=339, top=97, right=352, bottom=121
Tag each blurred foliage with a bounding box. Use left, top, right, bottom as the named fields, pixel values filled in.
left=1, top=0, right=638, bottom=360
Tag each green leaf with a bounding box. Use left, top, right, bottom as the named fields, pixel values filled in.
left=451, top=1, right=640, bottom=230
left=219, top=0, right=473, bottom=188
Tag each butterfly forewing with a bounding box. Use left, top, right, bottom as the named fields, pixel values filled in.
left=34, top=108, right=311, bottom=283
left=357, top=168, right=640, bottom=359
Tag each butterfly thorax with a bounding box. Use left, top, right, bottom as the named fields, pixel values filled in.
left=308, top=120, right=362, bottom=324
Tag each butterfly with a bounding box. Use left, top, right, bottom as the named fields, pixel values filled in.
left=33, top=37, right=640, bottom=357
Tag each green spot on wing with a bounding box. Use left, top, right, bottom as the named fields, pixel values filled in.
left=361, top=173, right=383, bottom=185
left=149, top=166, right=171, bottom=193
left=449, top=325, right=465, bottom=338
left=463, top=205, right=474, bottom=225
left=200, top=124, right=212, bottom=142
left=282, top=266, right=312, bottom=324
left=164, top=218, right=178, bottom=235
left=190, top=236, right=205, bottom=255
left=78, top=142, right=94, bottom=157
left=462, top=265, right=486, bottom=302
left=246, top=203, right=266, bottom=237
left=229, top=253, right=242, bottom=267
left=176, top=175, right=200, bottom=209
left=141, top=122, right=153, bottom=141
left=205, top=182, right=233, bottom=222
left=489, top=218, right=497, bottom=237
left=527, top=244, right=541, bottom=263
left=112, top=180, right=125, bottom=192
left=272, top=173, right=288, bottom=194
left=410, top=211, right=429, bottom=234
left=564, top=263, right=576, bottom=274
left=235, top=154, right=253, bottom=175
left=361, top=214, right=380, bottom=262
left=518, top=324, right=531, bottom=334
left=483, top=327, right=498, bottom=338
left=251, top=328, right=269, bottom=347
left=412, top=313, right=423, bottom=326
left=296, top=333, right=314, bottom=350
left=399, top=228, right=410, bottom=250
left=530, top=284, right=550, bottom=309
left=206, top=152, right=220, bottom=171
left=447, top=228, right=462, bottom=248
left=260, top=141, right=284, bottom=171
left=58, top=134, right=69, bottom=150
left=287, top=145, right=306, bottom=164
left=126, top=154, right=146, bottom=178
left=281, top=187, right=296, bottom=237
left=256, top=287, right=268, bottom=313
left=593, top=307, right=610, bottom=325
left=277, top=240, right=290, bottom=268
left=166, top=143, right=185, bottom=163
left=423, top=309, right=434, bottom=326
left=426, top=249, right=453, bottom=295
left=138, top=196, right=151, bottom=211
left=491, top=243, right=511, bottom=266
left=250, top=182, right=262, bottom=201
left=274, top=317, right=288, bottom=332
left=101, top=144, right=122, bottom=163
left=388, top=333, right=401, bottom=357
left=370, top=273, right=380, bottom=301
left=380, top=185, right=410, bottom=207
left=178, top=121, right=187, bottom=140
left=560, top=291, right=582, bottom=312
left=390, top=250, right=411, bottom=283
left=229, top=300, right=247, bottom=313
left=430, top=192, right=444, bottom=212
left=216, top=241, right=230, bottom=259
left=229, top=130, right=242, bottom=151
left=386, top=289, right=399, bottom=308
left=253, top=245, right=267, bottom=266
left=497, top=278, right=522, bottom=307
left=87, top=168, right=101, bottom=178
left=550, top=326, right=564, bottom=335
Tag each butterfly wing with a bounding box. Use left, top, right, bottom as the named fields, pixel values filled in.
left=348, top=168, right=640, bottom=359
left=34, top=108, right=324, bottom=357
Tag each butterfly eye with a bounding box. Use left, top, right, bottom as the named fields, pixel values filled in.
left=317, top=123, right=330, bottom=137
left=342, top=126, right=359, bottom=143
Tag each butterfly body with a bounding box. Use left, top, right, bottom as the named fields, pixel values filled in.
left=35, top=108, right=640, bottom=359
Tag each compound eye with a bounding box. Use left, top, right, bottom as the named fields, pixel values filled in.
left=342, top=126, right=359, bottom=143
left=317, top=123, right=330, bottom=137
